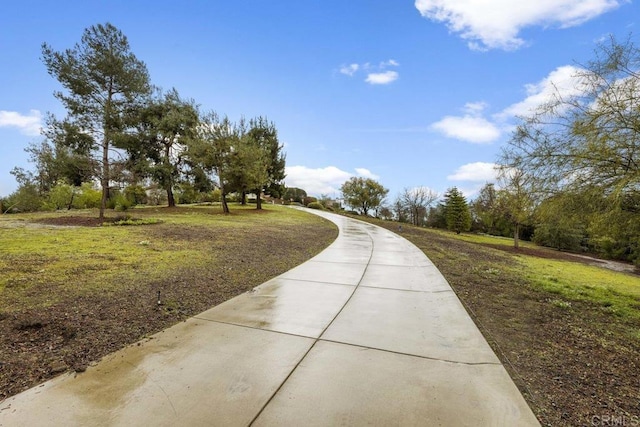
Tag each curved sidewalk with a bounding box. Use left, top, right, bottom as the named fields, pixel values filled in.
left=0, top=209, right=539, bottom=426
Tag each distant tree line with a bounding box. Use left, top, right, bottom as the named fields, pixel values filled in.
left=1, top=23, right=285, bottom=218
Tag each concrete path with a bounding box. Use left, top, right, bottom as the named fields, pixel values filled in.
left=0, top=210, right=540, bottom=426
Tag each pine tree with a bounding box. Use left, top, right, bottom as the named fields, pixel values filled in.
left=42, top=23, right=151, bottom=219
left=444, top=187, right=471, bottom=234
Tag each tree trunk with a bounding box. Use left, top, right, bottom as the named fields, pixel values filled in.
left=221, top=193, right=229, bottom=214
left=241, top=191, right=247, bottom=205
left=164, top=145, right=175, bottom=208
left=100, top=83, right=113, bottom=220
left=514, top=222, right=520, bottom=249
left=100, top=139, right=109, bottom=220
left=167, top=187, right=176, bottom=207
left=256, top=191, right=262, bottom=210
left=67, top=191, right=74, bottom=210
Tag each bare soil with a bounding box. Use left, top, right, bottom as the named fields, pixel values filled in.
left=0, top=209, right=337, bottom=401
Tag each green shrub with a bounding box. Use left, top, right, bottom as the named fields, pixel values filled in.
left=3, top=184, right=44, bottom=213
left=73, top=183, right=101, bottom=209
left=303, top=196, right=318, bottom=206
left=210, top=189, right=222, bottom=203
left=47, top=182, right=75, bottom=210
left=124, top=185, right=147, bottom=205
left=532, top=222, right=584, bottom=251
left=307, top=201, right=324, bottom=210
left=114, top=194, right=134, bottom=211
left=103, top=217, right=161, bottom=226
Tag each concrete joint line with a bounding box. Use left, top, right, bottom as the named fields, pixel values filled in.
left=248, top=218, right=376, bottom=426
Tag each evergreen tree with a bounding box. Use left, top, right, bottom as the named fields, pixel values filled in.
left=246, top=117, right=286, bottom=209
left=42, top=23, right=151, bottom=219
left=132, top=88, right=199, bottom=207
left=444, top=187, right=471, bottom=234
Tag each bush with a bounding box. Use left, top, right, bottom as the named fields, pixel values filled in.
left=533, top=222, right=584, bottom=251
left=47, top=183, right=75, bottom=210
left=124, top=185, right=147, bottom=205
left=210, top=189, right=222, bottom=203
left=73, top=183, right=101, bottom=209
left=114, top=194, right=134, bottom=211
left=3, top=184, right=44, bottom=213
left=307, top=201, right=324, bottom=210
left=303, top=196, right=318, bottom=206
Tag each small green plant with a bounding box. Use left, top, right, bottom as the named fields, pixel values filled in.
left=307, top=201, right=324, bottom=210
left=549, top=299, right=572, bottom=309
left=103, top=218, right=162, bottom=227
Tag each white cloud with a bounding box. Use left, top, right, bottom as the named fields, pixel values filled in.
left=355, top=168, right=379, bottom=180
left=365, top=71, right=399, bottom=85
left=498, top=65, right=586, bottom=118
left=431, top=115, right=500, bottom=143
left=447, top=162, right=499, bottom=182
left=0, top=109, right=43, bottom=136
left=414, top=0, right=622, bottom=50
left=285, top=166, right=381, bottom=196
left=340, top=63, right=359, bottom=76
left=431, top=101, right=502, bottom=143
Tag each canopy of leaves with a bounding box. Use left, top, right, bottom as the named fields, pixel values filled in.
left=341, top=177, right=389, bottom=216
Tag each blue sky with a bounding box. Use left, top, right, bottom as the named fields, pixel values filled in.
left=0, top=0, right=636, bottom=201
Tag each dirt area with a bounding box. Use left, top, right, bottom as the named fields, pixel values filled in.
left=368, top=220, right=640, bottom=427
left=0, top=211, right=337, bottom=401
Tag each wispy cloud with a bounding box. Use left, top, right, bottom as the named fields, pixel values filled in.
left=380, top=59, right=400, bottom=68
left=0, top=109, right=43, bottom=136
left=339, top=63, right=359, bottom=76
left=338, top=59, right=400, bottom=85
left=415, top=0, right=623, bottom=51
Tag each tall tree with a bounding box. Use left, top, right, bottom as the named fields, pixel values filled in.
left=193, top=112, right=237, bottom=213
left=246, top=117, right=286, bottom=209
left=133, top=88, right=199, bottom=207
left=443, top=187, right=471, bottom=234
left=340, top=177, right=388, bottom=216
left=224, top=121, right=269, bottom=207
left=42, top=22, right=151, bottom=219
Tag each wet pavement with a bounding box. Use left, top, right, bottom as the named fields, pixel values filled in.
left=0, top=209, right=540, bottom=426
